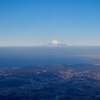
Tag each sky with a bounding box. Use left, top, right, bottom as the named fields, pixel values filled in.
left=0, top=0, right=100, bottom=46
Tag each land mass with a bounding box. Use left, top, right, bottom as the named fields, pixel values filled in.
left=0, top=64, right=100, bottom=100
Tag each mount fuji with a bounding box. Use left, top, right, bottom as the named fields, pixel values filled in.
left=47, top=40, right=67, bottom=47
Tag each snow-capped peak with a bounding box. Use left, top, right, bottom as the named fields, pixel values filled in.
left=47, top=40, right=67, bottom=46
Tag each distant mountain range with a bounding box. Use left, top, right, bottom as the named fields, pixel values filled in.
left=46, top=40, right=67, bottom=47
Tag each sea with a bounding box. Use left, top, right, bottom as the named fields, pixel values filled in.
left=0, top=46, right=96, bottom=67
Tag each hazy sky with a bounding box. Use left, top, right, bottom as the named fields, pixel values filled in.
left=0, top=0, right=100, bottom=46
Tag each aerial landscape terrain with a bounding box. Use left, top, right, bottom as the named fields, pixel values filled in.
left=0, top=64, right=100, bottom=100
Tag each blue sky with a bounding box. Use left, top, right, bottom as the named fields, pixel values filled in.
left=0, top=0, right=100, bottom=46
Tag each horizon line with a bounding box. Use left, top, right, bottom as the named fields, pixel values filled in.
left=1, top=44, right=100, bottom=47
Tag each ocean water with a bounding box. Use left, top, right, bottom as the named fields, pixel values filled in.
left=0, top=46, right=93, bottom=67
